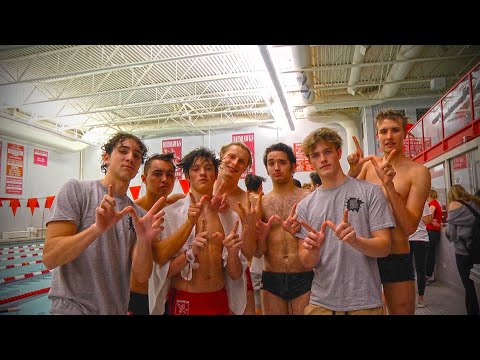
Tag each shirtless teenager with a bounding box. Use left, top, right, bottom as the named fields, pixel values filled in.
left=255, top=143, right=311, bottom=315
left=128, top=153, right=176, bottom=315
left=161, top=147, right=246, bottom=315
left=348, top=109, right=431, bottom=314
left=213, top=142, right=261, bottom=314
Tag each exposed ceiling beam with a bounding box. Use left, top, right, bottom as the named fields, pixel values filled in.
left=282, top=54, right=478, bottom=73
left=0, top=49, right=245, bottom=85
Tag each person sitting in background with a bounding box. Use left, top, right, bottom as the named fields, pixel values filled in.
left=409, top=202, right=432, bottom=308
left=445, top=184, right=480, bottom=315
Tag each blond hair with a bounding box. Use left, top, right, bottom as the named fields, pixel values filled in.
left=219, top=142, right=253, bottom=168
left=429, top=189, right=438, bottom=199
left=301, top=128, right=342, bottom=158
left=375, top=108, right=408, bottom=133
left=447, top=184, right=480, bottom=206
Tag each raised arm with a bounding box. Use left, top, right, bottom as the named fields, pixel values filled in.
left=43, top=184, right=133, bottom=269
left=152, top=193, right=206, bottom=266
left=371, top=154, right=431, bottom=236
left=130, top=197, right=166, bottom=284
left=330, top=208, right=391, bottom=258
left=237, top=192, right=260, bottom=260
left=223, top=220, right=244, bottom=280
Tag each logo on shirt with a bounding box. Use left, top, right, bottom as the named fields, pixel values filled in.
left=127, top=215, right=135, bottom=232
left=345, top=197, right=364, bottom=212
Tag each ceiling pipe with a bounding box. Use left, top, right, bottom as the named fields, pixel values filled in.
left=347, top=45, right=368, bottom=96
left=372, top=45, right=425, bottom=99
left=304, top=45, right=426, bottom=115
left=290, top=45, right=315, bottom=105
left=306, top=111, right=360, bottom=156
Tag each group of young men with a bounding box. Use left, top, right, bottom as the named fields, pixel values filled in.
left=43, top=108, right=431, bottom=315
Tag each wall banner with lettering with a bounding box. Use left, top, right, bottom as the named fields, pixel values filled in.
left=293, top=143, right=314, bottom=172
left=34, top=149, right=48, bottom=166
left=232, top=132, right=255, bottom=179
left=6, top=143, right=24, bottom=195
left=162, top=138, right=183, bottom=179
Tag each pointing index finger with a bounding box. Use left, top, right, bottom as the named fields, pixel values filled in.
left=383, top=149, right=396, bottom=164
left=289, top=202, right=298, bottom=218
left=189, top=192, right=196, bottom=204
left=108, top=184, right=113, bottom=197
left=353, top=136, right=363, bottom=157
left=299, top=220, right=316, bottom=234
left=342, top=208, right=348, bottom=223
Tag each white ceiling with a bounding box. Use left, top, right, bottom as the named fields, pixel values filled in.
left=1, top=45, right=479, bottom=150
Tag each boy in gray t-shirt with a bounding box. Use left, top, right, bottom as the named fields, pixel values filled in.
left=285, top=127, right=394, bottom=315
left=44, top=133, right=165, bottom=315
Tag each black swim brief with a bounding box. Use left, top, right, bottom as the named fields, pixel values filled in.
left=261, top=271, right=314, bottom=301
left=377, top=252, right=415, bottom=283
left=128, top=291, right=149, bottom=315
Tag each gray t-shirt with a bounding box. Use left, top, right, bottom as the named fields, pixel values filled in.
left=46, top=179, right=145, bottom=315
left=296, top=176, right=395, bottom=312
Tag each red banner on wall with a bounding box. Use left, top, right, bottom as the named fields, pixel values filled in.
left=293, top=143, right=314, bottom=172
left=6, top=143, right=24, bottom=195
left=162, top=138, right=183, bottom=180
left=34, top=149, right=48, bottom=166
left=232, top=133, right=255, bottom=179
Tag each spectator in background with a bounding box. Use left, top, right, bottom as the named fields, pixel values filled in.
left=426, top=189, right=442, bottom=284
left=245, top=174, right=267, bottom=314
left=293, top=178, right=302, bottom=189
left=409, top=202, right=432, bottom=308
left=445, top=184, right=480, bottom=315
left=309, top=172, right=322, bottom=190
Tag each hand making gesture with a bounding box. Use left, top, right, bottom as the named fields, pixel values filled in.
left=297, top=219, right=331, bottom=252
left=222, top=220, right=243, bottom=251
left=370, top=149, right=397, bottom=186
left=347, top=136, right=373, bottom=177
left=328, top=209, right=357, bottom=245
left=275, top=202, right=301, bottom=236
left=94, top=184, right=140, bottom=233
left=188, top=192, right=210, bottom=224
left=210, top=182, right=230, bottom=213
left=129, top=195, right=166, bottom=244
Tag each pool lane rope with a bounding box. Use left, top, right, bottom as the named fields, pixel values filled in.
left=0, top=259, right=44, bottom=270
left=0, top=252, right=42, bottom=262
left=0, top=287, right=50, bottom=305
left=0, top=248, right=44, bottom=255
left=0, top=269, right=52, bottom=284
left=0, top=243, right=43, bottom=251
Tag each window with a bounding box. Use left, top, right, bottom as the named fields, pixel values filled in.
left=450, top=149, right=480, bottom=196
left=416, top=108, right=429, bottom=120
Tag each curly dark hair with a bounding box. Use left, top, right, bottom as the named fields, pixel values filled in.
left=263, top=142, right=296, bottom=168
left=143, top=153, right=176, bottom=175
left=177, top=147, right=220, bottom=178
left=100, top=132, right=148, bottom=174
